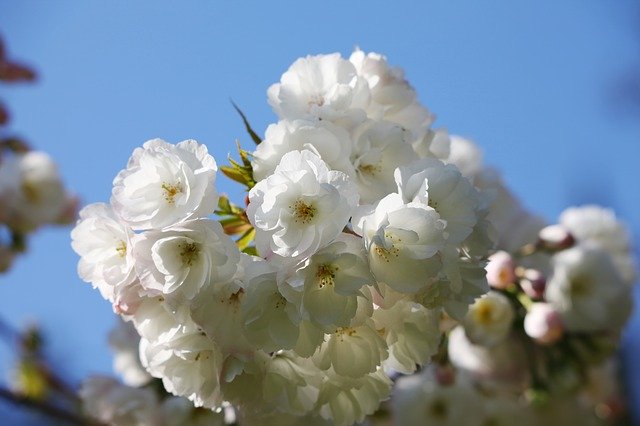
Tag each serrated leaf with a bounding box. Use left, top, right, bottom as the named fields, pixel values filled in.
left=230, top=100, right=262, bottom=145
left=220, top=165, right=250, bottom=186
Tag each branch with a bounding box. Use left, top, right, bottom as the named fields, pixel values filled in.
left=0, top=386, right=102, bottom=425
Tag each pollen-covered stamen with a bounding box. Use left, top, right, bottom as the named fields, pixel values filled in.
left=570, top=274, right=590, bottom=297
left=334, top=326, right=357, bottom=341
left=473, top=300, right=495, bottom=325
left=21, top=181, right=40, bottom=203
left=308, top=94, right=325, bottom=108
left=161, top=181, right=183, bottom=205
left=178, top=241, right=200, bottom=266
left=316, top=263, right=338, bottom=288
left=373, top=240, right=400, bottom=263
left=427, top=196, right=439, bottom=211
left=274, top=293, right=288, bottom=309
left=358, top=163, right=382, bottom=177
left=115, top=240, right=127, bottom=258
left=289, top=199, right=317, bottom=224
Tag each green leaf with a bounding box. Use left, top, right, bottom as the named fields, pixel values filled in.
left=217, top=195, right=232, bottom=214
left=242, top=246, right=258, bottom=256
left=236, top=227, right=256, bottom=250
left=230, top=100, right=262, bottom=145
left=220, top=165, right=249, bottom=186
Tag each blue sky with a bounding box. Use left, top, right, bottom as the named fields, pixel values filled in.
left=1, top=0, right=639, bottom=420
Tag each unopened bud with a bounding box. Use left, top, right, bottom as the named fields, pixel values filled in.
left=524, top=303, right=563, bottom=345
left=538, top=225, right=575, bottom=251
left=520, top=269, right=546, bottom=299
left=485, top=251, right=516, bottom=289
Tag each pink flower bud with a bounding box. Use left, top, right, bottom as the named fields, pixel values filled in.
left=524, top=303, right=563, bottom=345
left=538, top=224, right=575, bottom=251
left=520, top=268, right=546, bottom=299
left=485, top=251, right=515, bottom=289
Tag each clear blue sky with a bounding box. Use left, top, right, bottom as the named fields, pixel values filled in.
left=1, top=0, right=639, bottom=421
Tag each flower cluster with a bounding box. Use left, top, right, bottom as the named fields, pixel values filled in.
left=393, top=136, right=636, bottom=424
left=71, top=50, right=636, bottom=425
left=0, top=37, right=76, bottom=273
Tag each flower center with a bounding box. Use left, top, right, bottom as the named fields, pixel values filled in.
left=358, top=163, right=381, bottom=177
left=334, top=326, right=357, bottom=341
left=290, top=199, right=317, bottom=224
left=115, top=240, right=127, bottom=258
left=427, top=398, right=448, bottom=419
left=308, top=94, right=325, bottom=108
left=570, top=274, right=591, bottom=297
left=178, top=241, right=200, bottom=266
left=21, top=180, right=40, bottom=203
left=162, top=181, right=183, bottom=205
left=473, top=300, right=495, bottom=325
left=427, top=196, right=439, bottom=211
left=316, top=264, right=338, bottom=288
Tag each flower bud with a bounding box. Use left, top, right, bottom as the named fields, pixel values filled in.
left=520, top=268, right=546, bottom=299
left=538, top=224, right=575, bottom=251
left=524, top=303, right=563, bottom=345
left=485, top=251, right=516, bottom=289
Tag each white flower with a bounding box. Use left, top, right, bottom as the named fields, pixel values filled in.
left=133, top=218, right=239, bottom=306
left=241, top=260, right=301, bottom=352
left=267, top=53, right=370, bottom=125
left=413, top=128, right=452, bottom=160
left=415, top=256, right=489, bottom=320
left=252, top=120, right=355, bottom=182
left=523, top=302, right=563, bottom=345
left=259, top=351, right=321, bottom=416
left=247, top=150, right=358, bottom=259
left=447, top=326, right=530, bottom=393
left=349, top=49, right=416, bottom=116
left=350, top=120, right=416, bottom=204
left=444, top=134, right=483, bottom=178
left=373, top=299, right=441, bottom=373
left=111, top=139, right=217, bottom=230
left=131, top=296, right=187, bottom=345
left=140, top=320, right=224, bottom=409
left=315, top=368, right=391, bottom=426
left=71, top=202, right=139, bottom=305
left=80, top=376, right=161, bottom=426
left=395, top=158, right=481, bottom=246
left=462, top=291, right=514, bottom=347
left=560, top=205, right=637, bottom=284
left=349, top=49, right=434, bottom=136
left=291, top=234, right=373, bottom=328
left=161, top=397, right=226, bottom=426
left=0, top=151, right=71, bottom=231
left=355, top=192, right=445, bottom=293
left=545, top=246, right=632, bottom=333
left=393, top=369, right=485, bottom=426
left=474, top=170, right=545, bottom=252
left=108, top=319, right=151, bottom=387
left=313, top=320, right=388, bottom=379
left=189, top=254, right=259, bottom=360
